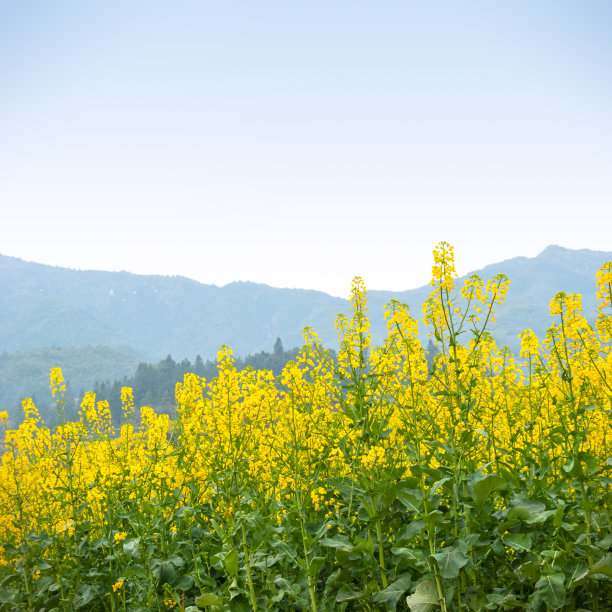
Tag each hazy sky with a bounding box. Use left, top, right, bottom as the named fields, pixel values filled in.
left=1, top=1, right=611, bottom=297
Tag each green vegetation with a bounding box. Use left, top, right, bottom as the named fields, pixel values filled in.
left=0, top=245, right=610, bottom=610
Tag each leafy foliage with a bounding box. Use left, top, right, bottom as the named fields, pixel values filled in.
left=0, top=245, right=611, bottom=610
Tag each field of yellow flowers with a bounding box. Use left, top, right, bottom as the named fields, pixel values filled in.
left=1, top=243, right=611, bottom=611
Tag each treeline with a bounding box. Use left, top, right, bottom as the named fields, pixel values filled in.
left=93, top=338, right=307, bottom=420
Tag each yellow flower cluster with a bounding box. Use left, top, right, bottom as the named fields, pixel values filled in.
left=0, top=244, right=610, bottom=577
left=49, top=367, right=65, bottom=399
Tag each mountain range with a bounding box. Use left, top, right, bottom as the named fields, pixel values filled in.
left=1, top=245, right=611, bottom=416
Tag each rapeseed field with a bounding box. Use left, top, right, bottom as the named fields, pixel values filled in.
left=1, top=243, right=610, bottom=611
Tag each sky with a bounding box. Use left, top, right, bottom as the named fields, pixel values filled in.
left=1, top=1, right=611, bottom=298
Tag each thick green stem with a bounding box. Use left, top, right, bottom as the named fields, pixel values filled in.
left=298, top=512, right=318, bottom=612
left=375, top=519, right=388, bottom=589
left=241, top=523, right=258, bottom=612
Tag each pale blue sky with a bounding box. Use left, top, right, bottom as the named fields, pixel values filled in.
left=1, top=1, right=611, bottom=297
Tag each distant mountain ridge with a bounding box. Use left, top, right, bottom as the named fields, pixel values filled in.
left=1, top=245, right=611, bottom=415
left=0, top=254, right=346, bottom=360
left=2, top=246, right=611, bottom=360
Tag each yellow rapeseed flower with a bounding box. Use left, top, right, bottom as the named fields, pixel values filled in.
left=49, top=367, right=66, bottom=398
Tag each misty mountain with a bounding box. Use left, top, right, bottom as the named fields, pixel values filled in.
left=0, top=254, right=346, bottom=360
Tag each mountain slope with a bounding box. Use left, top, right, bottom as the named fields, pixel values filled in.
left=1, top=244, right=610, bottom=366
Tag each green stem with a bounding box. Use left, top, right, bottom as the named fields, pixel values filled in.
left=241, top=523, right=258, bottom=612
left=375, top=519, right=388, bottom=589
left=299, top=510, right=318, bottom=612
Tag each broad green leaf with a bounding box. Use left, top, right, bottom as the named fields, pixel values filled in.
left=503, top=533, right=532, bottom=553
left=519, top=561, right=539, bottom=579
left=73, top=584, right=97, bottom=609
left=271, top=539, right=297, bottom=561
left=526, top=510, right=556, bottom=525
left=429, top=477, right=452, bottom=496
left=590, top=553, right=612, bottom=578
left=336, top=586, right=364, bottom=602
left=195, top=592, right=223, bottom=607
left=151, top=559, right=177, bottom=585
left=353, top=534, right=374, bottom=555
left=432, top=543, right=469, bottom=579
left=372, top=573, right=412, bottom=608
left=36, top=561, right=52, bottom=571
left=310, top=556, right=325, bottom=573
left=568, top=564, right=590, bottom=587
left=396, top=520, right=426, bottom=542
left=406, top=580, right=441, bottom=612
left=391, top=547, right=426, bottom=565
left=320, top=535, right=353, bottom=552
left=175, top=575, right=195, bottom=590
left=123, top=537, right=141, bottom=558
left=510, top=498, right=546, bottom=514
left=473, top=474, right=507, bottom=505
left=223, top=549, right=239, bottom=576
left=397, top=491, right=423, bottom=514
left=486, top=592, right=522, bottom=608
left=507, top=506, right=531, bottom=521
left=535, top=573, right=566, bottom=610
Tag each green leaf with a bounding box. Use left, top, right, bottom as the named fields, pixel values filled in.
left=336, top=586, right=364, bottom=602
left=519, top=561, right=540, bottom=579
left=175, top=574, right=195, bottom=590
left=195, top=592, right=223, bottom=607
left=310, top=556, right=325, bottom=573
left=223, top=549, right=239, bottom=576
left=320, top=535, right=353, bottom=552
left=396, top=520, right=426, bottom=542
left=353, top=534, right=374, bottom=555
left=432, top=543, right=469, bottom=579
left=123, top=537, right=141, bottom=558
left=535, top=573, right=566, bottom=610
left=397, top=491, right=423, bottom=514
left=73, top=584, right=97, bottom=609
left=503, top=533, right=532, bottom=553
left=372, top=573, right=412, bottom=608
left=429, top=477, right=452, bottom=496
left=473, top=474, right=507, bottom=505
left=506, top=506, right=531, bottom=521
left=151, top=559, right=177, bottom=586
left=36, top=561, right=52, bottom=571
left=568, top=564, right=590, bottom=587
left=511, top=497, right=546, bottom=514
left=590, top=553, right=612, bottom=578
left=526, top=510, right=556, bottom=525
left=391, top=547, right=426, bottom=565
left=406, top=580, right=441, bottom=612
left=553, top=503, right=565, bottom=528
left=270, top=539, right=297, bottom=562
